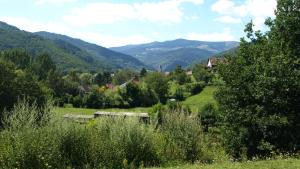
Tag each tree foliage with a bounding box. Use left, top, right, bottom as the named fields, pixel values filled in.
left=216, top=0, right=300, bottom=159
left=170, top=65, right=191, bottom=85
left=145, top=72, right=169, bottom=103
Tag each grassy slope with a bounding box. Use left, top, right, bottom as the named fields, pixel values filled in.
left=181, top=86, right=218, bottom=113
left=149, top=158, right=300, bottom=169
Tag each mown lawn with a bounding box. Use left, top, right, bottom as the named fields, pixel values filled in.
left=54, top=107, right=151, bottom=115
left=148, top=158, right=300, bottom=169
left=181, top=86, right=218, bottom=113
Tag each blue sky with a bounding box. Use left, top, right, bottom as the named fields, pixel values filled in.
left=0, top=0, right=276, bottom=47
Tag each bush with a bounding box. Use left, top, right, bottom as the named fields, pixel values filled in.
left=173, top=86, right=186, bottom=101
left=91, top=118, right=161, bottom=168
left=72, top=95, right=83, bottom=108
left=197, top=103, right=220, bottom=132
left=185, top=82, right=206, bottom=95
left=84, top=90, right=105, bottom=109
left=159, top=113, right=204, bottom=162
left=166, top=101, right=191, bottom=116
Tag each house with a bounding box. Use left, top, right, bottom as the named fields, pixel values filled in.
left=78, top=85, right=92, bottom=95
left=207, top=57, right=226, bottom=68
left=186, top=71, right=193, bottom=76
left=105, top=83, right=114, bottom=90
left=119, top=76, right=140, bottom=89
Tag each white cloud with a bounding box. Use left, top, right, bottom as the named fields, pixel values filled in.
left=245, top=0, right=277, bottom=18
left=0, top=16, right=70, bottom=33
left=63, top=0, right=204, bottom=26
left=214, top=16, right=241, bottom=24
left=212, top=0, right=277, bottom=28
left=69, top=32, right=152, bottom=47
left=211, top=0, right=247, bottom=17
left=34, top=0, right=77, bottom=6
left=185, top=28, right=235, bottom=41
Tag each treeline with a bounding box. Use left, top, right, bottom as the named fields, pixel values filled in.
left=0, top=49, right=214, bottom=120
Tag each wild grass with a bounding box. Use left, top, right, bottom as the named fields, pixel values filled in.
left=0, top=99, right=214, bottom=169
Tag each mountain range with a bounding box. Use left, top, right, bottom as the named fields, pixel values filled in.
left=111, top=39, right=239, bottom=71
left=0, top=21, right=147, bottom=72
left=0, top=21, right=239, bottom=72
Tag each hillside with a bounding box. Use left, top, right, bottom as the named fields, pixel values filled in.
left=0, top=21, right=147, bottom=72
left=35, top=31, right=148, bottom=71
left=111, top=39, right=239, bottom=71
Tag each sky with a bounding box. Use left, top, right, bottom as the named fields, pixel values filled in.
left=0, top=0, right=277, bottom=47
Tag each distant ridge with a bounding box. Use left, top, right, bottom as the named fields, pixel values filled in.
left=0, top=21, right=147, bottom=72
left=111, top=39, right=239, bottom=71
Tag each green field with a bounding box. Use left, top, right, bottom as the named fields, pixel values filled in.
left=181, top=86, right=218, bottom=112
left=149, top=158, right=300, bottom=169
left=54, top=107, right=151, bottom=115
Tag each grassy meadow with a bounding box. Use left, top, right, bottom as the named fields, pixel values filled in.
left=54, top=107, right=151, bottom=115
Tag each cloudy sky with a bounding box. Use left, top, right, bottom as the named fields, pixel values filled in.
left=0, top=0, right=277, bottom=47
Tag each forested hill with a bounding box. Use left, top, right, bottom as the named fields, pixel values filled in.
left=0, top=21, right=147, bottom=72
left=111, top=39, right=239, bottom=71
left=35, top=31, right=149, bottom=71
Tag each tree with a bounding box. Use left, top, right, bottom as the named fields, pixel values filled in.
left=145, top=72, right=169, bottom=103
left=192, top=64, right=212, bottom=83
left=94, top=72, right=112, bottom=86
left=33, top=53, right=56, bottom=80
left=103, top=71, right=112, bottom=84
left=0, top=61, right=16, bottom=113
left=46, top=70, right=66, bottom=98
left=170, top=65, right=190, bottom=85
left=112, top=69, right=136, bottom=85
left=140, top=68, right=147, bottom=77
left=0, top=60, right=47, bottom=126
left=85, top=90, right=105, bottom=109
left=120, top=82, right=142, bottom=107
left=0, top=49, right=32, bottom=69
left=79, top=73, right=93, bottom=86
left=216, top=0, right=300, bottom=159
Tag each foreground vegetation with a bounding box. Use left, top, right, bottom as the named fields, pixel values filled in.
left=0, top=100, right=217, bottom=169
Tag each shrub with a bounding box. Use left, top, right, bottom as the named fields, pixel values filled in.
left=197, top=103, right=220, bottom=132
left=174, top=86, right=185, bottom=101
left=90, top=117, right=161, bottom=168
left=166, top=101, right=191, bottom=116
left=84, top=90, right=105, bottom=109
left=160, top=113, right=204, bottom=163
left=72, top=95, right=83, bottom=108
left=185, top=82, right=206, bottom=95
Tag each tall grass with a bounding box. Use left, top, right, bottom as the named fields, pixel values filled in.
left=0, top=100, right=222, bottom=169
